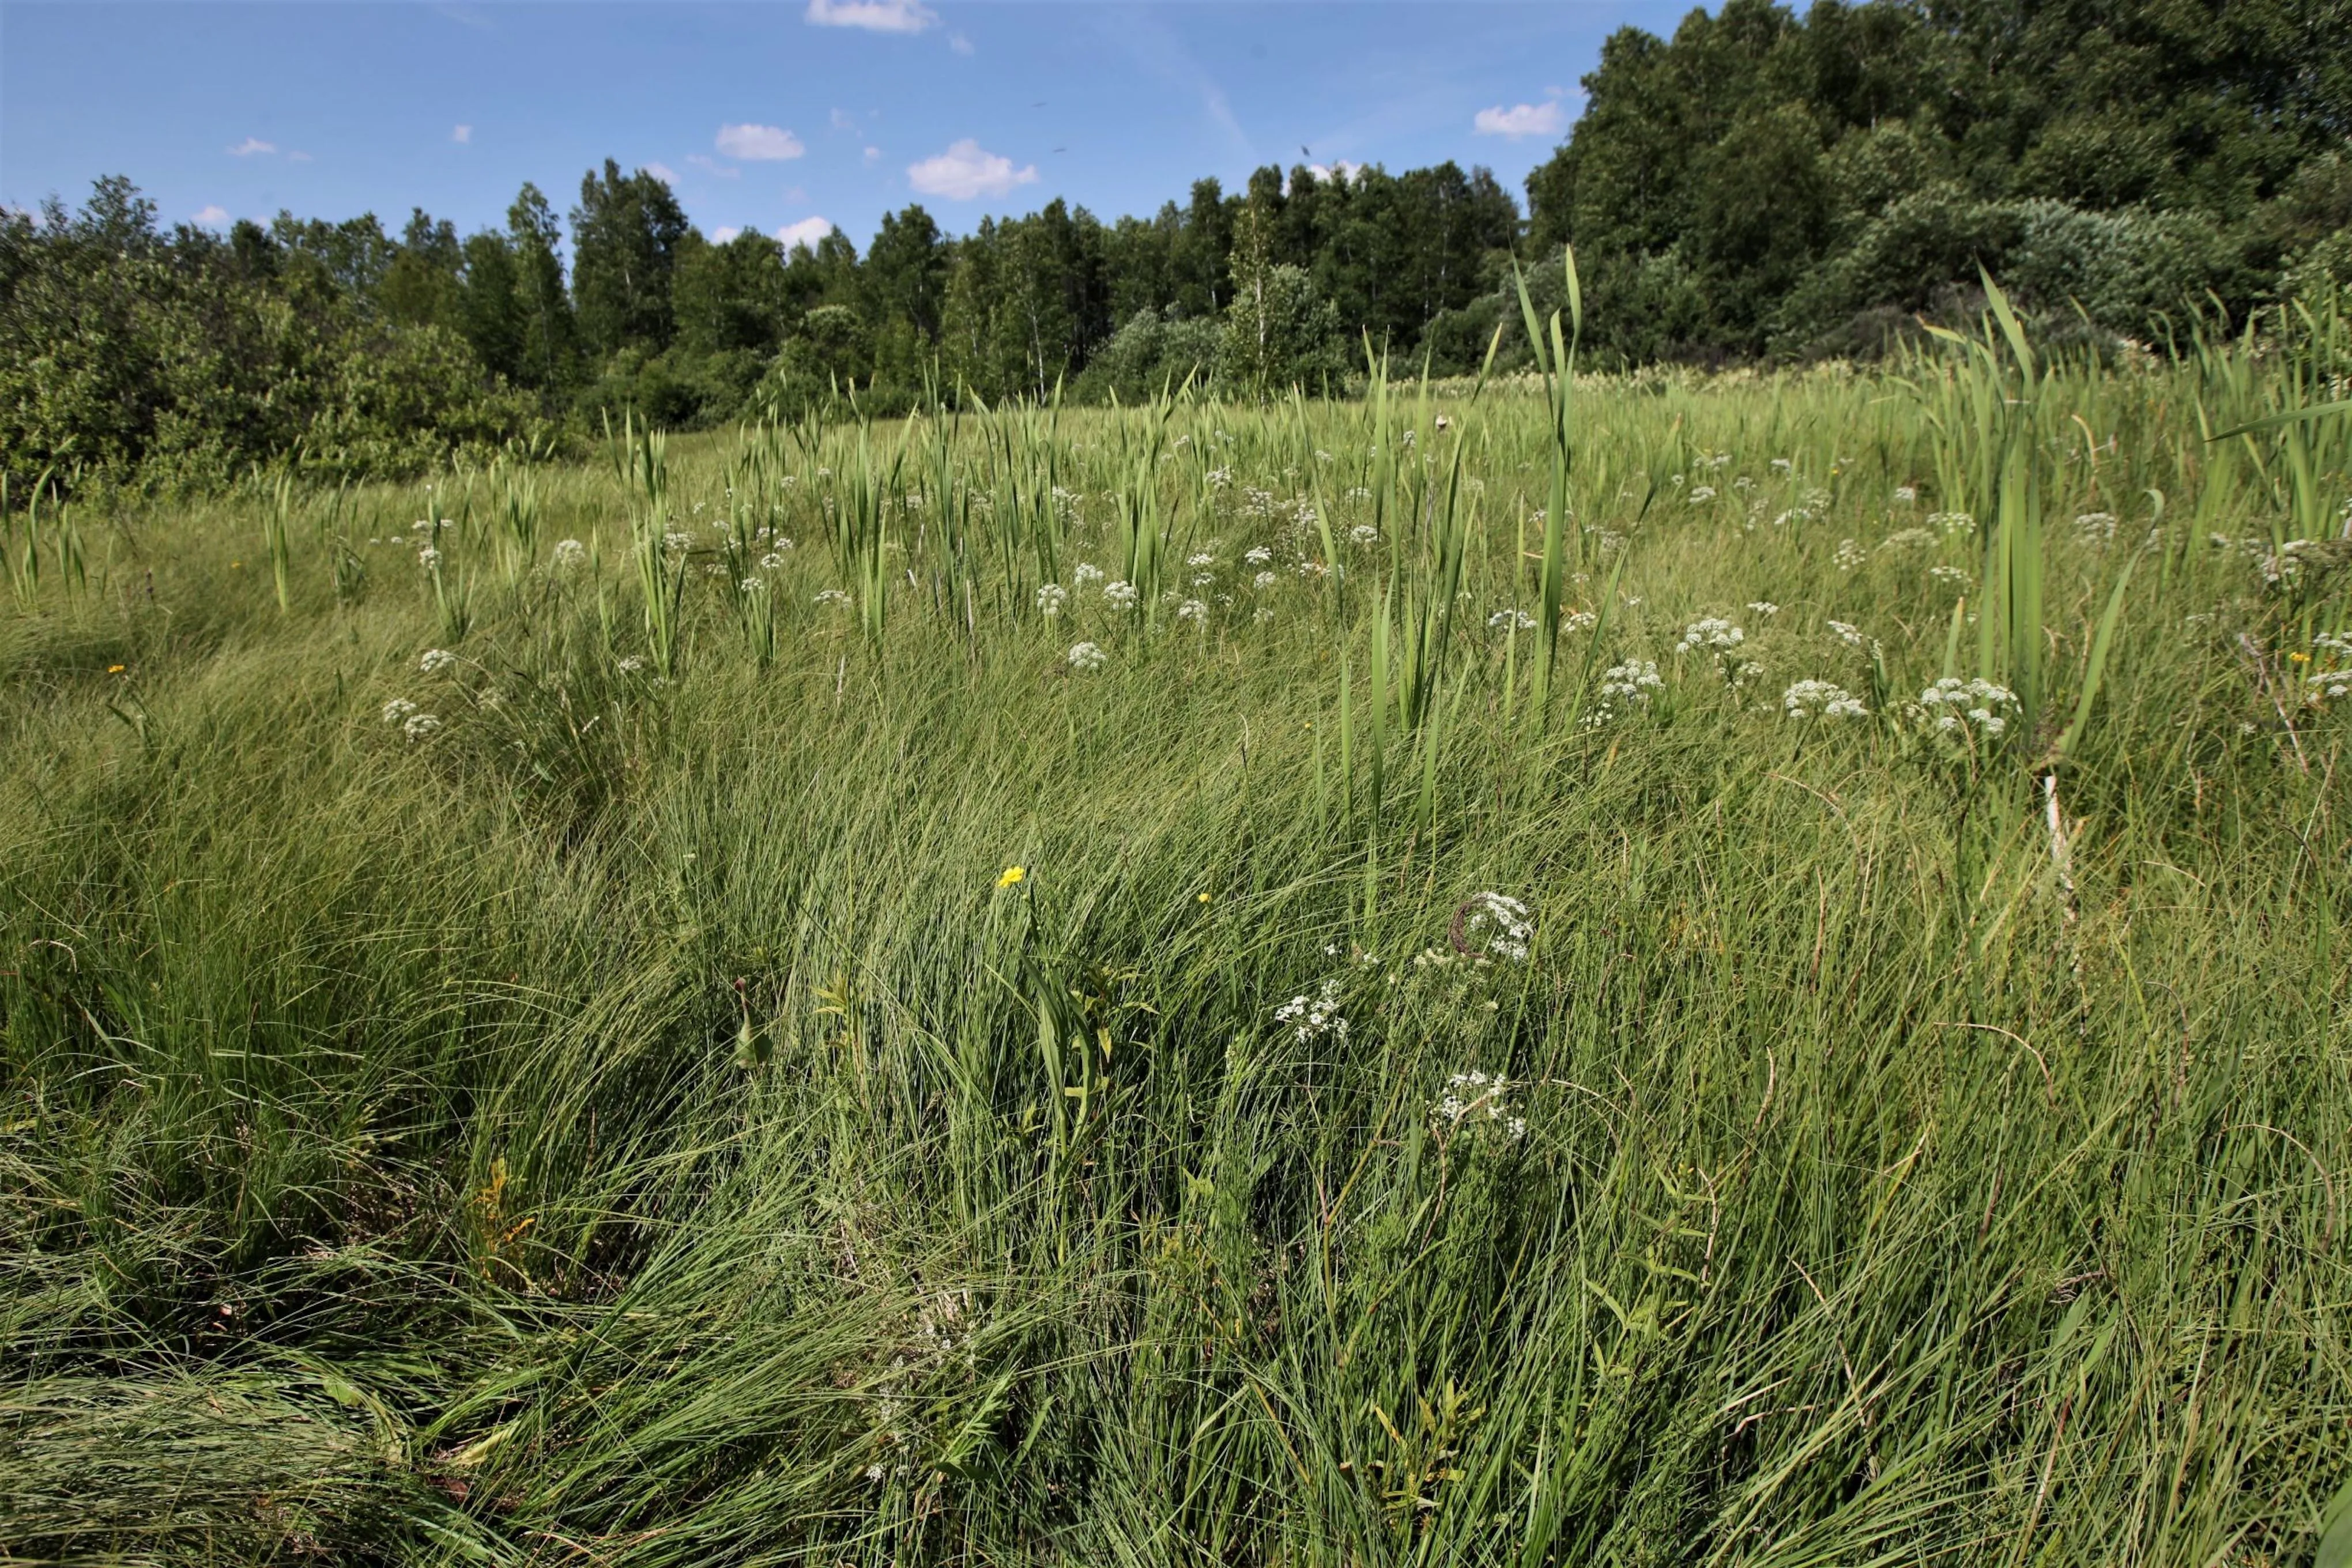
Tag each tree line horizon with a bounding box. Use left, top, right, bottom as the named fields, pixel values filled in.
left=5, top=0, right=2348, bottom=490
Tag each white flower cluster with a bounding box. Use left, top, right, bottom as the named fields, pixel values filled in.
left=1928, top=511, right=1974, bottom=536
left=552, top=538, right=587, bottom=571
left=1176, top=598, right=1208, bottom=621
left=2073, top=511, right=2118, bottom=544
left=1834, top=538, right=1868, bottom=572
left=1562, top=608, right=1598, bottom=633
left=1073, top=562, right=1105, bottom=587
left=1430, top=1070, right=1526, bottom=1141
left=1490, top=608, right=1537, bottom=633
left=1782, top=680, right=1866, bottom=720
left=1687, top=485, right=1718, bottom=504
left=1066, top=641, right=1107, bottom=672
left=1929, top=564, right=1972, bottom=589
left=1917, top=677, right=2018, bottom=742
left=1678, top=617, right=1745, bottom=654
left=1586, top=659, right=1664, bottom=728
left=1454, top=892, right=1533, bottom=962
left=1273, top=978, right=1347, bottom=1043
left=381, top=698, right=439, bottom=742
left=1348, top=523, right=1379, bottom=546
left=1035, top=583, right=1068, bottom=616
left=2302, top=632, right=2351, bottom=706
left=1826, top=619, right=1875, bottom=651
left=1747, top=601, right=1780, bottom=617
left=1893, top=484, right=1918, bottom=503
left=1243, top=546, right=1273, bottom=567
left=1879, top=527, right=1938, bottom=552
left=1103, top=580, right=1139, bottom=611
left=815, top=588, right=851, bottom=607
left=1599, top=659, right=1664, bottom=706
left=418, top=648, right=457, bottom=674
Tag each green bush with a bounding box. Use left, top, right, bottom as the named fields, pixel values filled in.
left=1073, top=308, right=1221, bottom=402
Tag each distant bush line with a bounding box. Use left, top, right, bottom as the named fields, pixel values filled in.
left=6, top=0, right=2349, bottom=493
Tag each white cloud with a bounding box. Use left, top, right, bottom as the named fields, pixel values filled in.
left=452, top=124, right=473, bottom=144
left=288, top=150, right=314, bottom=163
left=228, top=137, right=275, bottom=157
left=192, top=205, right=231, bottom=227
left=776, top=216, right=836, bottom=251
left=716, top=122, right=805, bottom=161
left=1473, top=101, right=1567, bottom=140
left=1305, top=160, right=1363, bottom=186
left=712, top=225, right=743, bottom=243
left=906, top=138, right=1037, bottom=200
left=687, top=154, right=741, bottom=178
left=949, top=32, right=974, bottom=55
left=863, top=145, right=883, bottom=164
left=805, top=0, right=936, bottom=33
left=646, top=161, right=680, bottom=184
left=830, top=108, right=858, bottom=133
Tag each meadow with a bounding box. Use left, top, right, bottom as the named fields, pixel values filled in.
left=4, top=285, right=2351, bottom=1566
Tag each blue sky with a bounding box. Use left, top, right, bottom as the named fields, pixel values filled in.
left=2, top=1, right=1695, bottom=252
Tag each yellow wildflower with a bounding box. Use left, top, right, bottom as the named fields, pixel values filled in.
left=996, top=865, right=1026, bottom=889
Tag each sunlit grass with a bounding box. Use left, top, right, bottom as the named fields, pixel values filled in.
left=3, top=308, right=2350, bottom=1565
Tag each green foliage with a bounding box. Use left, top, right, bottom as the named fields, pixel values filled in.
left=569, top=159, right=690, bottom=357
left=1074, top=307, right=1221, bottom=402
left=1523, top=0, right=2350, bottom=359
left=6, top=315, right=2351, bottom=1562
left=0, top=181, right=538, bottom=491
left=12, top=0, right=2351, bottom=493
left=1213, top=200, right=1344, bottom=399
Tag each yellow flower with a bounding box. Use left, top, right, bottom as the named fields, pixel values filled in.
left=107, top=664, right=125, bottom=674
left=1197, top=892, right=1211, bottom=903
left=231, top=560, right=243, bottom=568
left=996, top=865, right=1026, bottom=889
left=2289, top=651, right=2311, bottom=663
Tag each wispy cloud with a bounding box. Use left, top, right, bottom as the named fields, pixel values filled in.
left=716, top=123, right=805, bottom=161
left=863, top=145, right=883, bottom=164
left=687, top=154, right=741, bottom=179
left=949, top=32, right=974, bottom=55
left=713, top=225, right=743, bottom=243
left=1473, top=100, right=1566, bottom=140
left=906, top=138, right=1037, bottom=201
left=805, top=0, right=936, bottom=35
left=452, top=124, right=473, bottom=144
left=1305, top=161, right=1364, bottom=186
left=776, top=216, right=836, bottom=251
left=228, top=137, right=276, bottom=157
left=830, top=108, right=859, bottom=133
left=288, top=150, right=314, bottom=163
left=646, top=161, right=680, bottom=184
left=193, top=205, right=231, bottom=227
left=1088, top=10, right=1250, bottom=163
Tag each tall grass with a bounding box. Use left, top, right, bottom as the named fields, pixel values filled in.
left=3, top=304, right=2350, bottom=1566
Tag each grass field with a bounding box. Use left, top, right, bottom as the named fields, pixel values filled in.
left=5, top=296, right=2352, bottom=1566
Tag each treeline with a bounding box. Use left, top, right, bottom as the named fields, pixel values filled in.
left=6, top=0, right=2350, bottom=490
left=1516, top=0, right=2352, bottom=359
